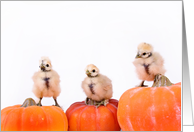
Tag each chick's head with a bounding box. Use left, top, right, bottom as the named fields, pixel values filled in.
left=39, top=56, right=52, bottom=71
left=85, top=64, right=99, bottom=77
left=136, top=42, right=153, bottom=59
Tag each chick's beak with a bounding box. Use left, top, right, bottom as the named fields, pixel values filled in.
left=40, top=64, right=45, bottom=71
left=135, top=54, right=141, bottom=58
left=86, top=70, right=91, bottom=76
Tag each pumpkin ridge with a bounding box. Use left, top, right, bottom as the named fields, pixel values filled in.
left=167, top=86, right=181, bottom=130
left=108, top=103, right=117, bottom=109
left=125, top=115, right=134, bottom=131
left=13, top=107, right=24, bottom=131
left=66, top=103, right=85, bottom=119
left=1, top=107, right=11, bottom=130
left=78, top=106, right=88, bottom=130
left=61, top=111, right=68, bottom=131
left=41, top=107, right=49, bottom=130
left=175, top=103, right=181, bottom=123
left=95, top=106, right=99, bottom=131
left=149, top=87, right=157, bottom=130
left=21, top=106, right=29, bottom=130
left=20, top=107, right=25, bottom=130
left=18, top=107, right=25, bottom=130
left=51, top=106, right=68, bottom=130
left=152, top=88, right=164, bottom=131
left=67, top=105, right=86, bottom=130
left=152, top=86, right=180, bottom=131
left=106, top=104, right=116, bottom=130
left=1, top=107, right=15, bottom=130
left=151, top=92, right=156, bottom=130
left=4, top=106, right=22, bottom=131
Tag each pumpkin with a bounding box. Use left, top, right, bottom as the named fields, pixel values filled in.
left=1, top=98, right=68, bottom=131
left=66, top=99, right=121, bottom=131
left=117, top=74, right=181, bottom=131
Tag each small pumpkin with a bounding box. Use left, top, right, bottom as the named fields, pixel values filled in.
left=117, top=74, right=181, bottom=131
left=66, top=99, right=120, bottom=131
left=1, top=98, right=68, bottom=131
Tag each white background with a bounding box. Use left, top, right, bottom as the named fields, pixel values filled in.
left=1, top=0, right=184, bottom=130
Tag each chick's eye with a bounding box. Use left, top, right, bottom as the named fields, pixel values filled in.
left=92, top=69, right=95, bottom=72
left=46, top=64, right=49, bottom=67
left=143, top=52, right=146, bottom=55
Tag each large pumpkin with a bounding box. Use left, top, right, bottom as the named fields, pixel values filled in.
left=1, top=98, right=68, bottom=131
left=66, top=99, right=121, bottom=131
left=117, top=74, right=181, bottom=131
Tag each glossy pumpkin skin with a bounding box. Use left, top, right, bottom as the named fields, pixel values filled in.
left=1, top=105, right=68, bottom=131
left=66, top=99, right=120, bottom=131
left=117, top=83, right=181, bottom=131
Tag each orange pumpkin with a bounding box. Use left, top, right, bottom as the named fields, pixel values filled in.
left=1, top=98, right=68, bottom=131
left=117, top=74, right=181, bottom=131
left=66, top=99, right=120, bottom=131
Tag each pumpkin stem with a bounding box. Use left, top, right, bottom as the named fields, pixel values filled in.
left=86, top=98, right=108, bottom=107
left=152, top=74, right=173, bottom=87
left=20, top=98, right=37, bottom=107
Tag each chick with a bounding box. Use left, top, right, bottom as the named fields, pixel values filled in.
left=81, top=64, right=113, bottom=107
left=133, top=42, right=166, bottom=87
left=32, top=56, right=61, bottom=107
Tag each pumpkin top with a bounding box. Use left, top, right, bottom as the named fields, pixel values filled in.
left=152, top=74, right=173, bottom=87
left=20, top=98, right=37, bottom=107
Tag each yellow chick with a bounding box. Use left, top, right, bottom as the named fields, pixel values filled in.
left=81, top=64, right=113, bottom=107
left=32, top=56, right=61, bottom=107
left=133, top=42, right=166, bottom=87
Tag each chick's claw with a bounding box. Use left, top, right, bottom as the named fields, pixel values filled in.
left=36, top=98, right=42, bottom=106
left=85, top=97, right=90, bottom=105
left=53, top=104, right=61, bottom=107
left=94, top=99, right=109, bottom=108
left=53, top=98, right=61, bottom=107
left=37, top=102, right=42, bottom=106
left=138, top=81, right=148, bottom=87
left=104, top=99, right=109, bottom=106
left=140, top=84, right=148, bottom=87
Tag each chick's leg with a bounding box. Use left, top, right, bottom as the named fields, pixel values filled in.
left=139, top=80, right=148, bottom=87
left=85, top=97, right=91, bottom=105
left=95, top=99, right=109, bottom=108
left=37, top=98, right=42, bottom=106
left=53, top=97, right=60, bottom=107
left=104, top=99, right=109, bottom=106
left=85, top=97, right=96, bottom=105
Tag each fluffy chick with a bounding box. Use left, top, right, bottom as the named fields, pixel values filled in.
left=81, top=64, right=113, bottom=107
left=32, top=56, right=61, bottom=107
left=133, top=42, right=166, bottom=87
